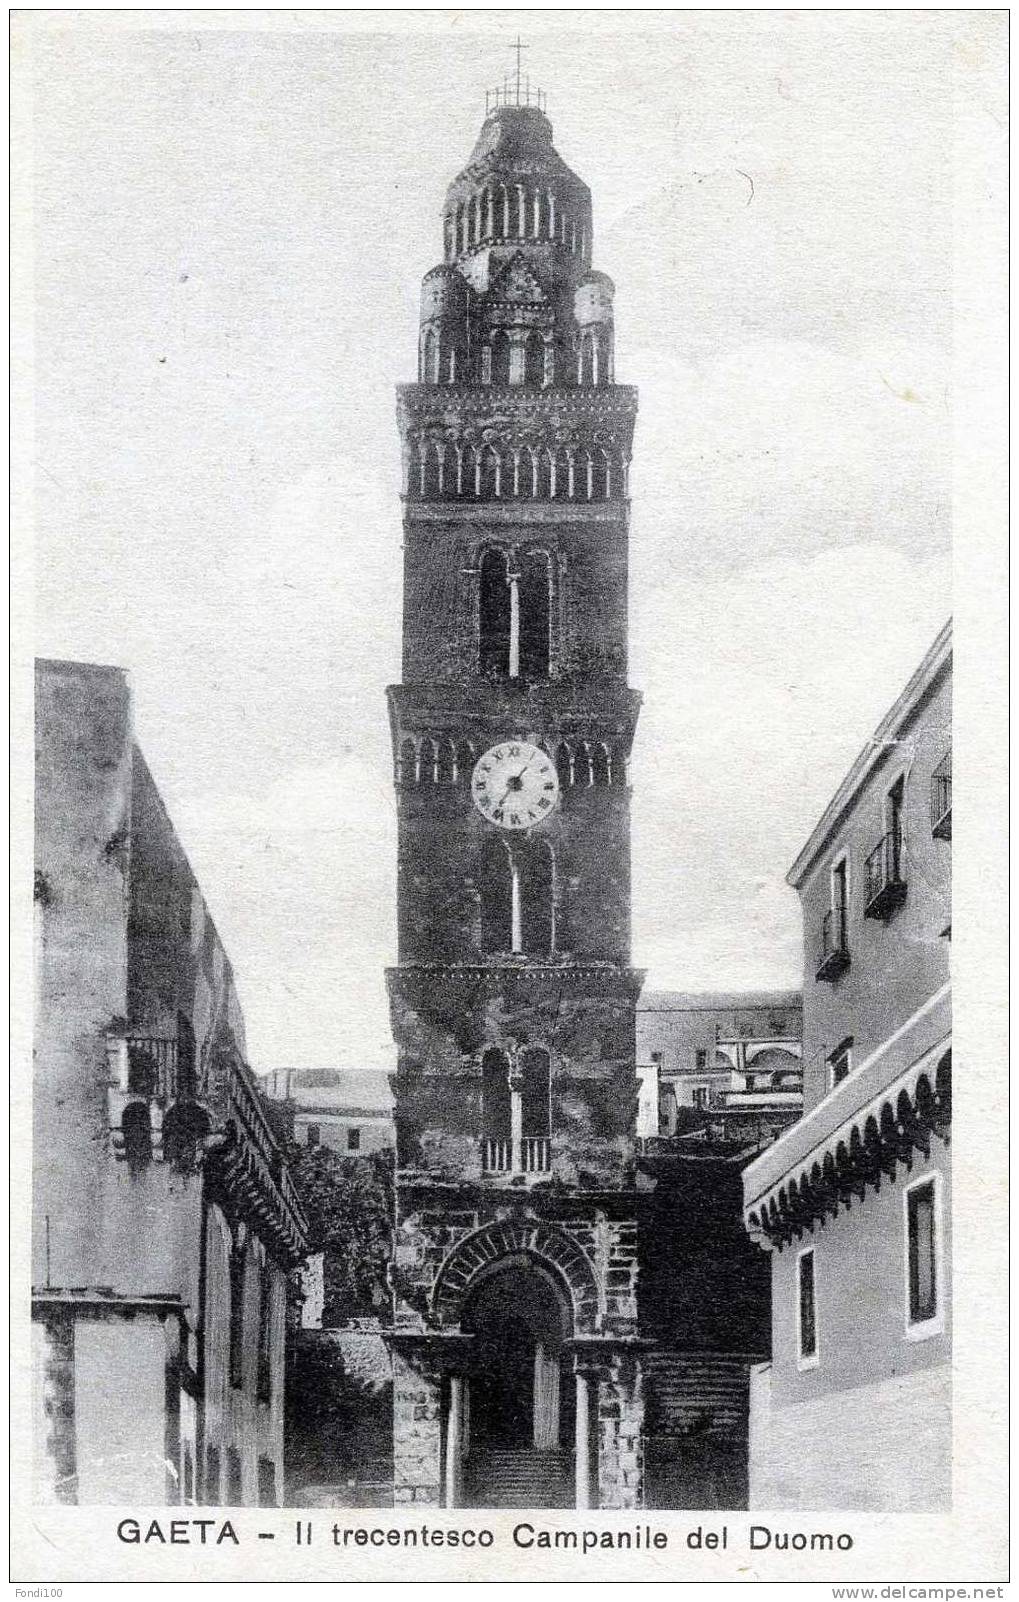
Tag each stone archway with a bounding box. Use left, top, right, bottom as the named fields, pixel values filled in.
left=432, top=1219, right=599, bottom=1334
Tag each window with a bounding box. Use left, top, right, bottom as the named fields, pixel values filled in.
left=479, top=836, right=554, bottom=957
left=832, top=856, right=849, bottom=946
left=797, top=1248, right=818, bottom=1366
left=203, top=1445, right=221, bottom=1506
left=520, top=1047, right=551, bottom=1137
left=346, top=1127, right=361, bottom=1152
left=225, top=1447, right=243, bottom=1507
left=691, top=1086, right=709, bottom=1110
left=651, top=1051, right=663, bottom=1067
left=905, top=1176, right=942, bottom=1336
left=818, top=854, right=852, bottom=980
left=886, top=774, right=905, bottom=879
left=257, top=1259, right=273, bottom=1403
left=258, top=1457, right=278, bottom=1507
left=306, top=1123, right=320, bottom=1148
left=481, top=1047, right=511, bottom=1138
left=828, top=1037, right=853, bottom=1089
left=695, top=1049, right=707, bottom=1069
left=228, top=1240, right=246, bottom=1390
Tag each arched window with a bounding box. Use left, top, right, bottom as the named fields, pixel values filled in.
left=482, top=1046, right=511, bottom=1136
left=520, top=1047, right=551, bottom=1136
left=444, top=214, right=455, bottom=260
left=418, top=737, right=437, bottom=785
left=476, top=444, right=500, bottom=500
left=177, top=1013, right=197, bottom=1098
left=555, top=744, right=573, bottom=790
left=518, top=840, right=555, bottom=956
left=397, top=738, right=417, bottom=786
left=518, top=548, right=552, bottom=681
left=523, top=333, right=544, bottom=388
left=122, top=1101, right=152, bottom=1171
left=436, top=739, right=456, bottom=785
left=498, top=184, right=509, bottom=238
left=127, top=1043, right=157, bottom=1097
left=162, top=1100, right=210, bottom=1173
left=578, top=333, right=596, bottom=386
left=592, top=448, right=611, bottom=501
left=591, top=743, right=611, bottom=786
left=480, top=836, right=514, bottom=953
left=457, top=740, right=477, bottom=785
left=229, top=1240, right=246, bottom=1389
left=479, top=548, right=511, bottom=677
left=421, top=328, right=440, bottom=385
left=491, top=330, right=512, bottom=387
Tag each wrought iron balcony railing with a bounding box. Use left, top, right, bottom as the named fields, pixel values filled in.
left=931, top=753, right=952, bottom=840
left=864, top=830, right=908, bottom=920
left=816, top=907, right=850, bottom=982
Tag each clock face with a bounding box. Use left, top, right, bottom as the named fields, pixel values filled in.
left=472, top=741, right=560, bottom=830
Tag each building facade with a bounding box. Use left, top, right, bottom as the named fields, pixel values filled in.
left=636, top=991, right=803, bottom=1140
left=261, top=1068, right=395, bottom=1156
left=384, top=85, right=646, bottom=1512
left=33, top=659, right=308, bottom=1506
left=742, top=623, right=952, bottom=1509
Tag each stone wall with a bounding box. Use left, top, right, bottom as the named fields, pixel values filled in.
left=594, top=1350, right=644, bottom=1509
left=391, top=1348, right=443, bottom=1505
left=388, top=965, right=642, bottom=1190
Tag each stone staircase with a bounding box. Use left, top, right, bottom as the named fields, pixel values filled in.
left=464, top=1448, right=573, bottom=1509
left=642, top=1350, right=753, bottom=1442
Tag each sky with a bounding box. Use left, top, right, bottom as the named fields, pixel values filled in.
left=29, top=11, right=961, bottom=1071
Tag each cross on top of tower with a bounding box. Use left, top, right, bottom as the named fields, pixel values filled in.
left=485, top=36, right=547, bottom=116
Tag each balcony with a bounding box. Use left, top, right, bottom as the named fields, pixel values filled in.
left=816, top=907, right=850, bottom=982
left=931, top=754, right=952, bottom=840
left=864, top=831, right=907, bottom=920
left=480, top=1136, right=551, bottom=1176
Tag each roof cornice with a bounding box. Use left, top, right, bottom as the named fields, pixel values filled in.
left=786, top=620, right=952, bottom=890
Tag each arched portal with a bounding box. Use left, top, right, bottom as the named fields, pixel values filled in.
left=461, top=1259, right=572, bottom=1453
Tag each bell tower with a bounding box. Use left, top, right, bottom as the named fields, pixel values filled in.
left=385, top=79, right=646, bottom=1512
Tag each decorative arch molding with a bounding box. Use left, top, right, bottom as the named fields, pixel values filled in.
left=432, top=1219, right=600, bottom=1333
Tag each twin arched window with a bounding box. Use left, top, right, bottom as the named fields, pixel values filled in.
left=482, top=1046, right=551, bottom=1138
left=480, top=836, right=555, bottom=957
left=479, top=548, right=552, bottom=681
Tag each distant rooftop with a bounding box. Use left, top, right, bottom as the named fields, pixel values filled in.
left=259, top=1067, right=393, bottom=1115
left=638, top=990, right=802, bottom=1014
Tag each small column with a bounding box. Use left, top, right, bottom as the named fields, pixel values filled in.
left=509, top=1063, right=524, bottom=1172
left=508, top=569, right=521, bottom=678
left=575, top=1371, right=592, bottom=1509
left=510, top=857, right=522, bottom=953
left=445, top=1375, right=463, bottom=1509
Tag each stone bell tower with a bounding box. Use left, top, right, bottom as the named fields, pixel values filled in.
left=385, top=76, right=646, bottom=1512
